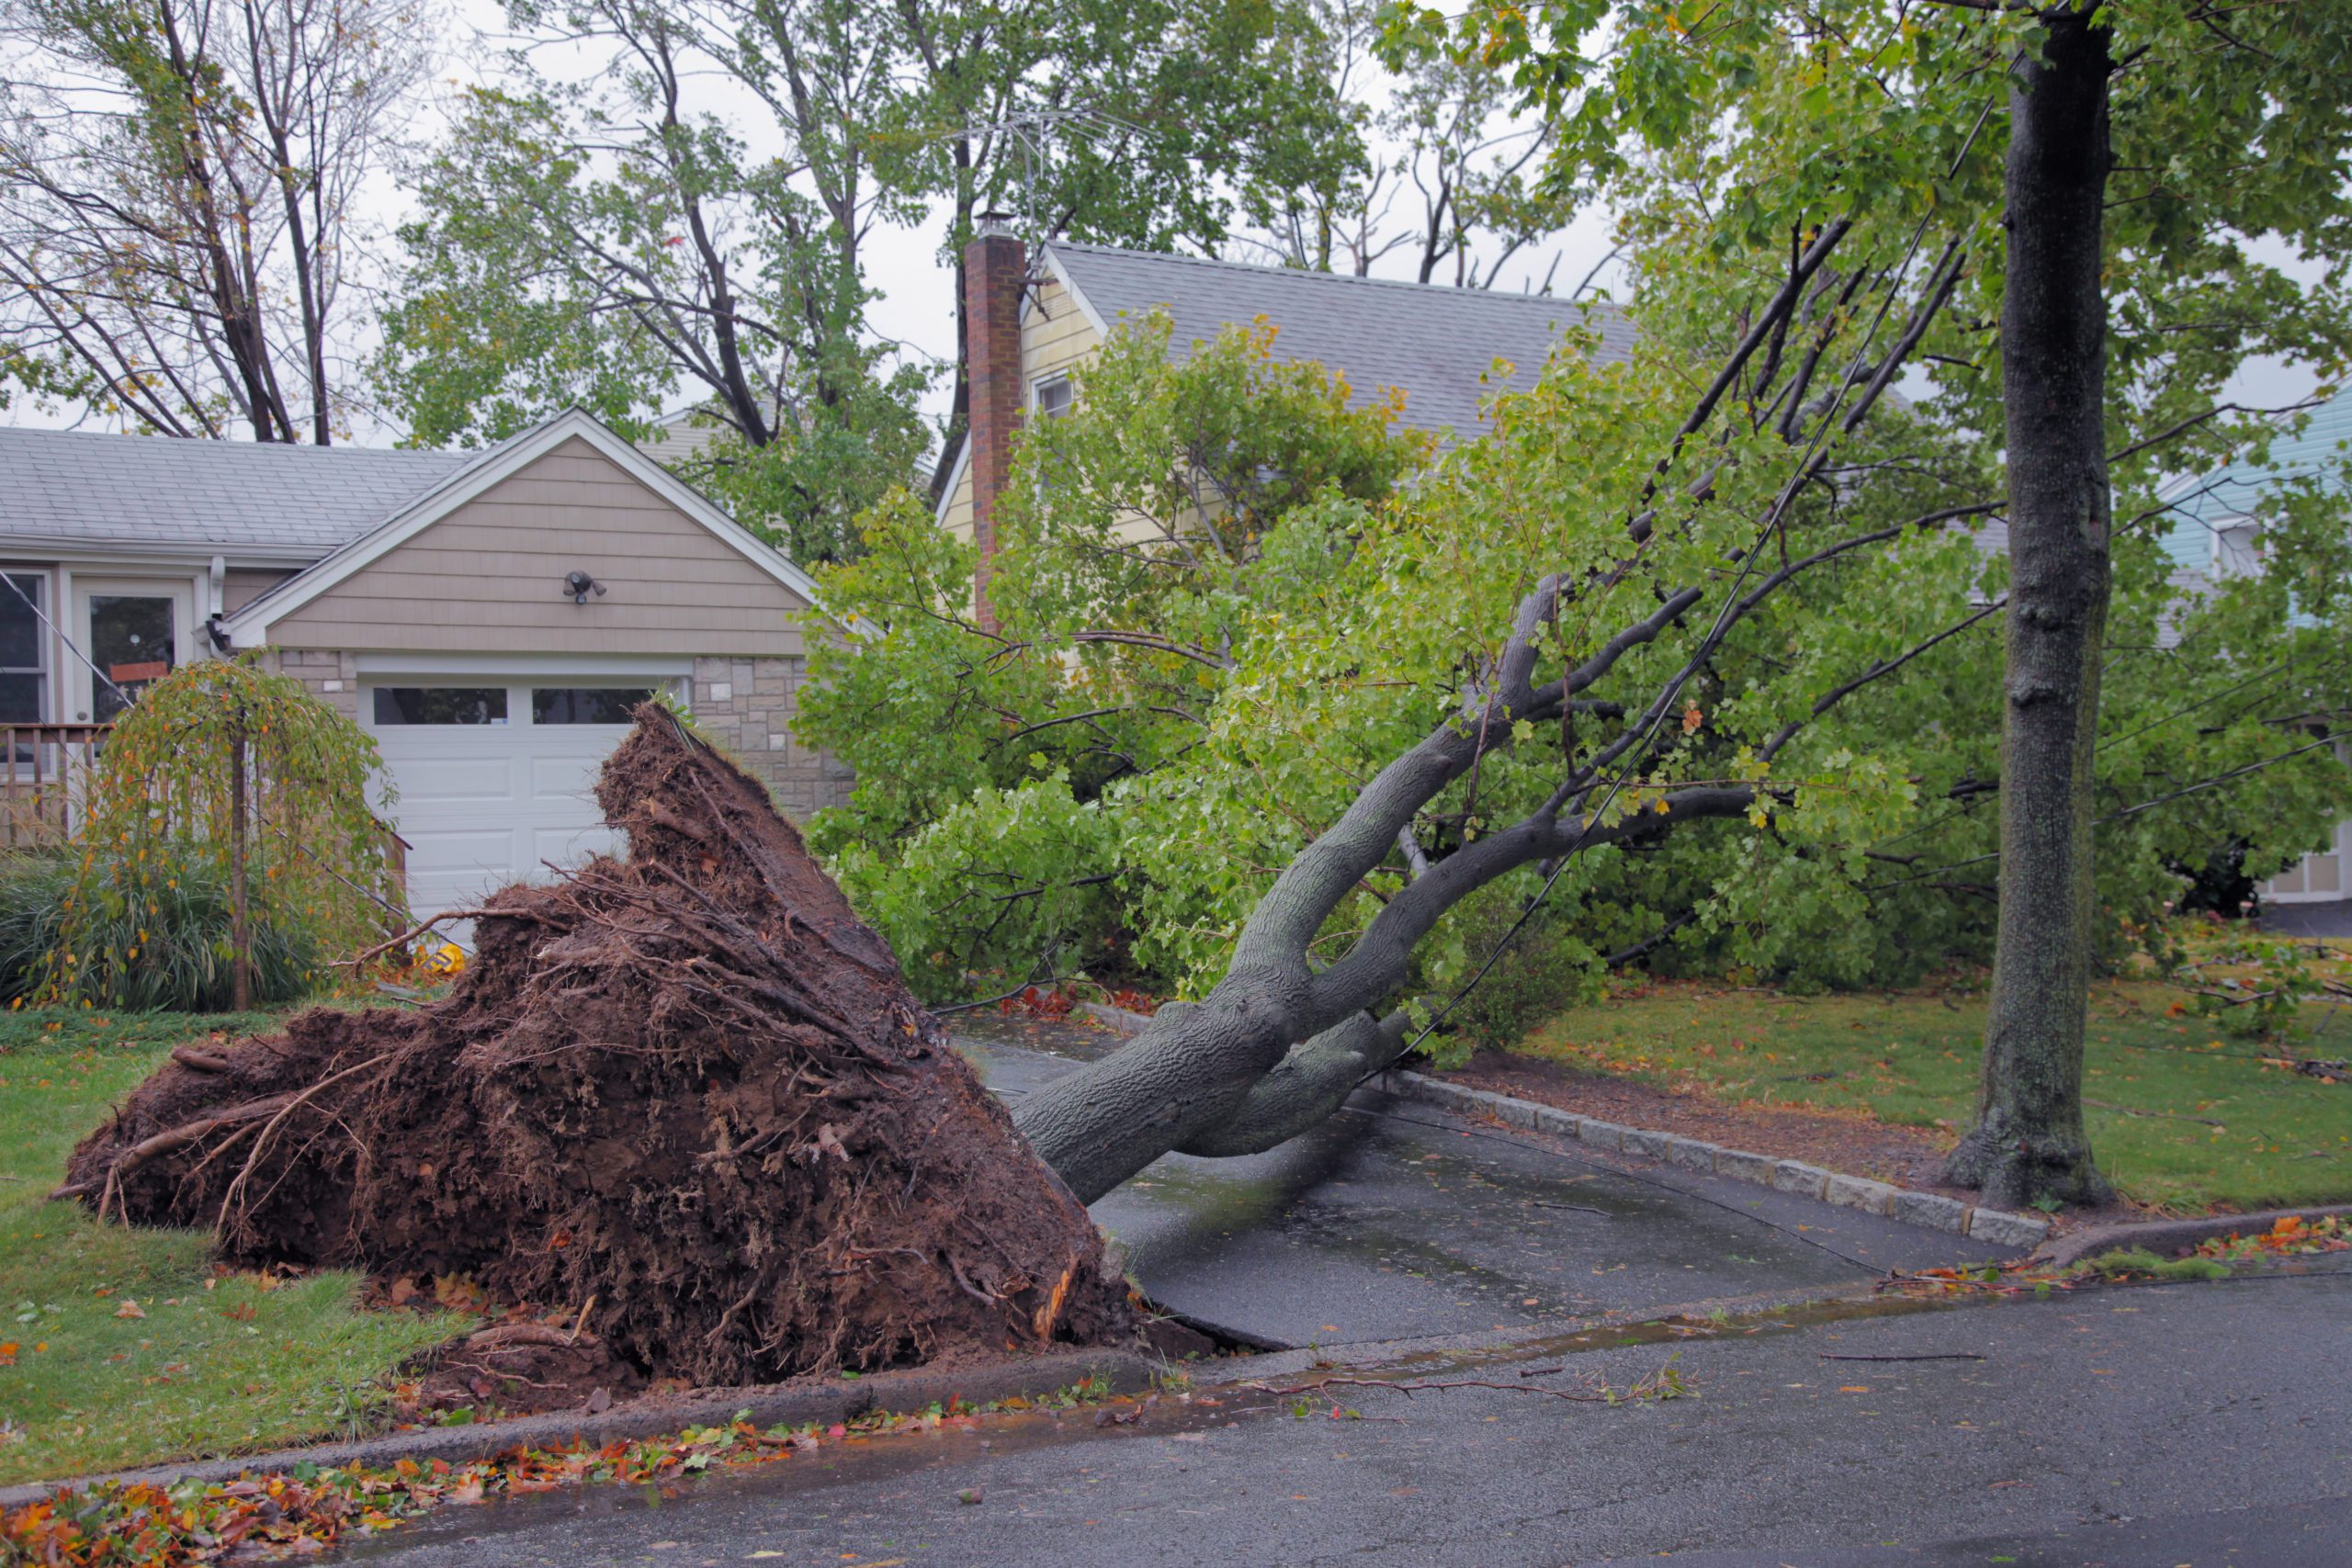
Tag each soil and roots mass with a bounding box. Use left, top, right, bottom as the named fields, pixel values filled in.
left=61, top=710, right=1133, bottom=1387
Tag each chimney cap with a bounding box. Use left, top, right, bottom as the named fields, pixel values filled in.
left=977, top=209, right=1016, bottom=238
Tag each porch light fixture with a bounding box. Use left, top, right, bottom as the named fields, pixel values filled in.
left=562, top=570, right=607, bottom=605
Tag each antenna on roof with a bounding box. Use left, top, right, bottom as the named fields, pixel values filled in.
left=930, top=107, right=1150, bottom=243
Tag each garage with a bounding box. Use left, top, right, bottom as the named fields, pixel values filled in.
left=362, top=677, right=682, bottom=915
left=221, top=411, right=850, bottom=919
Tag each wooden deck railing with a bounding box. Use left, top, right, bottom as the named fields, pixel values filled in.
left=1, top=723, right=109, bottom=849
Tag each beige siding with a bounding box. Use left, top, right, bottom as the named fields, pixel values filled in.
left=941, top=274, right=1102, bottom=542
left=267, top=438, right=811, bottom=656
left=223, top=568, right=291, bottom=614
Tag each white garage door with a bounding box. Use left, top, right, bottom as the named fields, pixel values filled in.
left=366, top=682, right=661, bottom=919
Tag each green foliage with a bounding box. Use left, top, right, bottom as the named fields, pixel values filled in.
left=40, top=659, right=404, bottom=1010
left=1, top=850, right=316, bottom=1011
left=372, top=0, right=1370, bottom=560
left=370, top=84, right=931, bottom=565
left=801, top=221, right=2352, bottom=1010
left=2076, top=1247, right=2230, bottom=1283
left=800, top=313, right=1430, bottom=997
left=1421, top=893, right=1602, bottom=1066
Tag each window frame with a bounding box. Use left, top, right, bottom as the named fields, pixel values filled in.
left=0, top=569, right=49, bottom=728
left=1031, top=372, right=1074, bottom=420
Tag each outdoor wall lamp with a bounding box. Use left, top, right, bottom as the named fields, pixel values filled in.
left=562, top=570, right=608, bottom=604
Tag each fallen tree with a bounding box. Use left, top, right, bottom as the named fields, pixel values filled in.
left=62, top=219, right=2346, bottom=1381
left=62, top=716, right=1131, bottom=1384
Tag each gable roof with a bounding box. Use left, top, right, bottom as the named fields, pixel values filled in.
left=1042, top=242, right=1638, bottom=438
left=226, top=409, right=829, bottom=644
left=0, top=425, right=473, bottom=561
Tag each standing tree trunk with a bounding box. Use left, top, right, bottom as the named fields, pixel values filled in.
left=1943, top=8, right=2118, bottom=1210
left=228, top=707, right=253, bottom=1012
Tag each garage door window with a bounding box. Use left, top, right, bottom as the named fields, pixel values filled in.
left=374, top=686, right=509, bottom=726
left=532, top=687, right=653, bottom=725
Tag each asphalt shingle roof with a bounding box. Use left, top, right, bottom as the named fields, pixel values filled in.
left=0, top=426, right=478, bottom=557
left=1045, top=243, right=1637, bottom=440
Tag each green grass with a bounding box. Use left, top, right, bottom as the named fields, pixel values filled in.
left=1509, top=978, right=2352, bottom=1214
left=0, top=1009, right=461, bottom=1486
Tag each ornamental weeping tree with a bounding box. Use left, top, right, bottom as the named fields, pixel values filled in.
left=42, top=659, right=405, bottom=1011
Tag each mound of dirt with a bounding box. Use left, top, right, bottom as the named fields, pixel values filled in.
left=62, top=709, right=1133, bottom=1386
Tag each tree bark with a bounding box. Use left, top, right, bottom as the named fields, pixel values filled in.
left=228, top=708, right=253, bottom=1013
left=1943, top=7, right=2118, bottom=1209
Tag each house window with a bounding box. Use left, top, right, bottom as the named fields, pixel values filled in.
left=2216, top=522, right=2261, bottom=580
left=373, top=687, right=509, bottom=726
left=1033, top=374, right=1074, bottom=420
left=0, top=573, right=44, bottom=725
left=532, top=687, right=653, bottom=725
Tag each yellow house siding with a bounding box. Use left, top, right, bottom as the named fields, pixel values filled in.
left=940, top=274, right=1102, bottom=542
left=266, top=437, right=810, bottom=656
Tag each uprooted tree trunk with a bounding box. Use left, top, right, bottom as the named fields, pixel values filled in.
left=62, top=715, right=1132, bottom=1385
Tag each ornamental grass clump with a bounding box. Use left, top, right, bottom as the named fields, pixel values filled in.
left=37, top=658, right=405, bottom=1011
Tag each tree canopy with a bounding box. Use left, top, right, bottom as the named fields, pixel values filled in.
left=797, top=254, right=2352, bottom=1025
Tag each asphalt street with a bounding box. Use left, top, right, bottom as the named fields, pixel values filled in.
left=333, top=1269, right=2352, bottom=1567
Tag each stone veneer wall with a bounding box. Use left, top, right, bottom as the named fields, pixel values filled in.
left=272, top=649, right=361, bottom=722
left=691, top=655, right=853, bottom=820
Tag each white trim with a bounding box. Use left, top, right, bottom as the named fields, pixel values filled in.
left=932, top=434, right=973, bottom=528
left=226, top=409, right=832, bottom=645
left=0, top=541, right=321, bottom=572
left=356, top=651, right=692, bottom=679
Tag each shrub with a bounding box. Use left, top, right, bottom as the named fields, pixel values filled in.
left=3, top=847, right=320, bottom=1010
left=0, top=852, right=70, bottom=1002
left=1429, top=902, right=1605, bottom=1066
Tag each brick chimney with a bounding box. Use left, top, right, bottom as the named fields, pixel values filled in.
left=962, top=213, right=1026, bottom=632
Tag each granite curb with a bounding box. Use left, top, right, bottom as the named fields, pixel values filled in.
left=1386, top=1070, right=2052, bottom=1251
left=2032, top=1203, right=2352, bottom=1271
left=0, top=1347, right=1157, bottom=1509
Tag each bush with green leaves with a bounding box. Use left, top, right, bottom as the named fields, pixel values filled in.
left=38, top=657, right=405, bottom=1010
left=2, top=848, right=319, bottom=1010
left=797, top=284, right=2352, bottom=1015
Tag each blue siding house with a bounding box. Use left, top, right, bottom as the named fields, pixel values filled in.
left=2157, top=388, right=2352, bottom=904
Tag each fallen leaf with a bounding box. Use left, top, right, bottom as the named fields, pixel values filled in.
left=114, top=1300, right=146, bottom=1320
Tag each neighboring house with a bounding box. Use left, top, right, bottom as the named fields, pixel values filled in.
left=2157, top=388, right=2352, bottom=906
left=0, top=409, right=848, bottom=916
left=933, top=220, right=1635, bottom=612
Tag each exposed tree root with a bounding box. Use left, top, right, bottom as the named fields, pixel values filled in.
left=62, top=709, right=1133, bottom=1386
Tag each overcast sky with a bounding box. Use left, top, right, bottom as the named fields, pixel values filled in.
left=2, top=1, right=2320, bottom=446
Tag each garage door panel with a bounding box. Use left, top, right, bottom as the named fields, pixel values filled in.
left=527, top=752, right=610, bottom=804
left=402, top=828, right=524, bottom=873
left=389, top=753, right=517, bottom=804
left=535, top=824, right=624, bottom=866
left=367, top=680, right=649, bottom=931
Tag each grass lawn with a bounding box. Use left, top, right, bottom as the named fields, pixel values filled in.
left=0, top=1009, right=462, bottom=1487
left=1509, top=976, right=2352, bottom=1214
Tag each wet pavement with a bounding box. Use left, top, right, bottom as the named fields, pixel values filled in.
left=2261, top=897, right=2352, bottom=939
left=958, top=1018, right=2009, bottom=1349
left=332, top=1269, right=2352, bottom=1565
